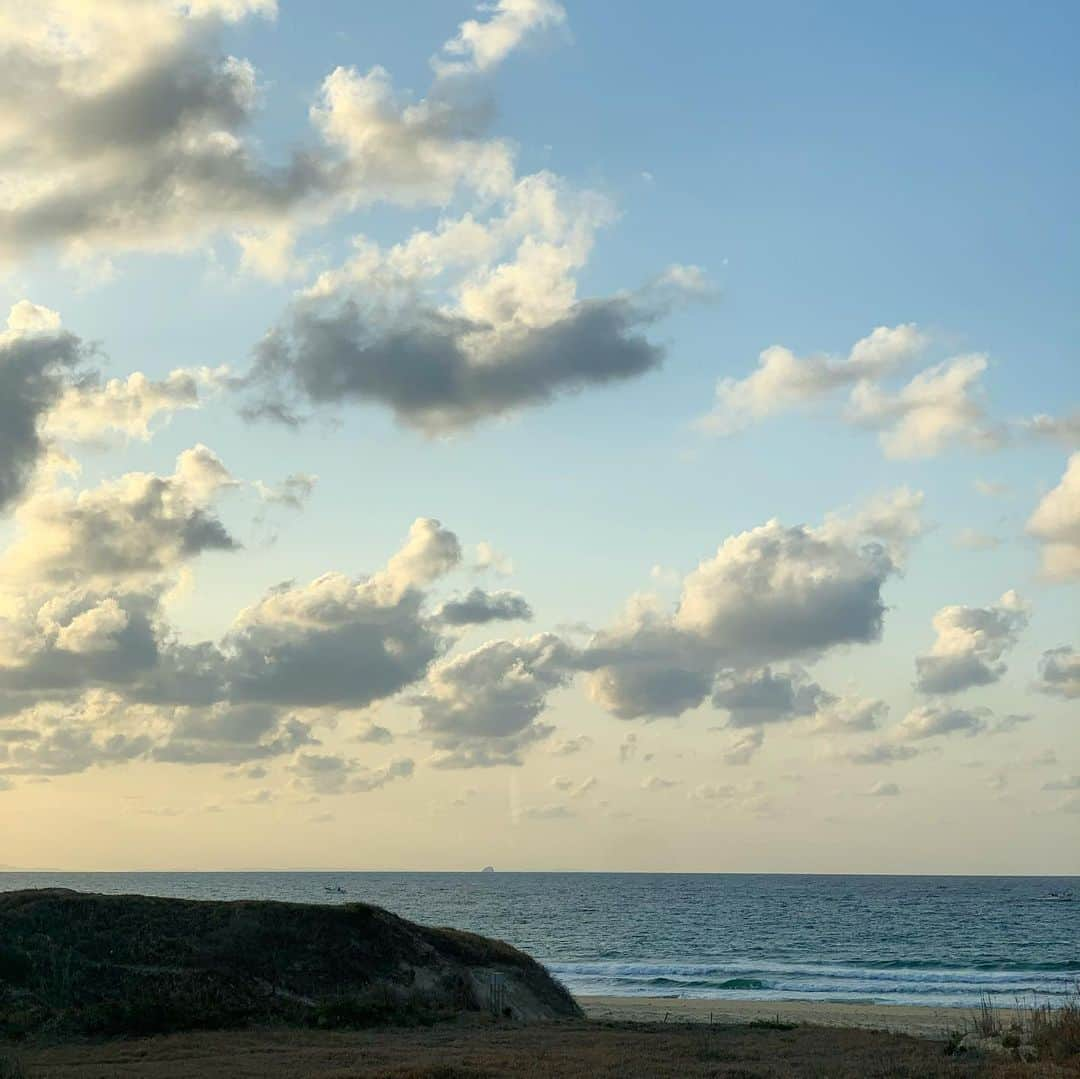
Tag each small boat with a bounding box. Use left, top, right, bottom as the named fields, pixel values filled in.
left=323, top=885, right=347, bottom=895
left=1041, top=891, right=1074, bottom=902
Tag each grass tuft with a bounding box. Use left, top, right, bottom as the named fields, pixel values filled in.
left=747, top=1014, right=798, bottom=1031
left=0, top=1054, right=25, bottom=1079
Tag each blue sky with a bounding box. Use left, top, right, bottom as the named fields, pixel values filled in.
left=0, top=1, right=1076, bottom=871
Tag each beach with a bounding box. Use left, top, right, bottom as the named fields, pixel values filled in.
left=578, top=995, right=1017, bottom=1039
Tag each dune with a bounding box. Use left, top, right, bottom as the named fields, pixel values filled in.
left=0, top=889, right=581, bottom=1037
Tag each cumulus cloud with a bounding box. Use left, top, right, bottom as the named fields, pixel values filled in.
left=355, top=723, right=393, bottom=744
left=1035, top=647, right=1080, bottom=699
left=288, top=752, right=414, bottom=795
left=847, top=354, right=1001, bottom=459
left=243, top=171, right=706, bottom=431
left=0, top=588, right=168, bottom=696
left=437, top=587, right=533, bottom=626
left=414, top=633, right=577, bottom=767
left=433, top=0, right=567, bottom=77
left=0, top=302, right=89, bottom=511
left=473, top=541, right=514, bottom=576
left=0, top=0, right=327, bottom=263
left=896, top=705, right=991, bottom=740
left=582, top=493, right=916, bottom=720
left=842, top=742, right=920, bottom=765
left=914, top=591, right=1030, bottom=695
left=711, top=667, right=832, bottom=727
left=154, top=703, right=314, bottom=764
left=0, top=445, right=238, bottom=585
left=43, top=368, right=225, bottom=443
left=1027, top=454, right=1080, bottom=580
left=809, top=696, right=888, bottom=733
left=1, top=724, right=153, bottom=777
left=699, top=326, right=1007, bottom=459
left=223, top=520, right=460, bottom=708
left=0, top=515, right=505, bottom=776
left=698, top=324, right=926, bottom=434
left=0, top=0, right=581, bottom=270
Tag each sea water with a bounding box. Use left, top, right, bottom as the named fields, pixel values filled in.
left=2, top=872, right=1076, bottom=1007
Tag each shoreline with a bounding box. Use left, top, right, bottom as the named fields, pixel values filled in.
left=577, top=995, right=1023, bottom=1038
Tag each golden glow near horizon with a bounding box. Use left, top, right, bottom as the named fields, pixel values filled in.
left=0, top=1, right=1077, bottom=874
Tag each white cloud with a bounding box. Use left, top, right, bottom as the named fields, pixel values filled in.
left=583, top=493, right=916, bottom=720
left=698, top=324, right=925, bottom=435
left=914, top=591, right=1030, bottom=695
left=810, top=696, right=888, bottom=733
left=415, top=633, right=577, bottom=768
left=711, top=667, right=832, bottom=727
left=1027, top=454, right=1080, bottom=580
left=847, top=354, right=1001, bottom=459
left=245, top=173, right=705, bottom=431
left=1, top=445, right=237, bottom=586
left=224, top=523, right=458, bottom=709
left=288, top=752, right=414, bottom=795
left=51, top=597, right=129, bottom=655
left=44, top=368, right=225, bottom=443
left=434, top=0, right=567, bottom=77
left=474, top=541, right=514, bottom=576
left=842, top=742, right=920, bottom=765
left=897, top=705, right=991, bottom=740
left=0, top=0, right=572, bottom=269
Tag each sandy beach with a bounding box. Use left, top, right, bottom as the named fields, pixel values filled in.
left=578, top=995, right=1019, bottom=1039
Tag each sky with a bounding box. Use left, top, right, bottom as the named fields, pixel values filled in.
left=0, top=0, right=1077, bottom=874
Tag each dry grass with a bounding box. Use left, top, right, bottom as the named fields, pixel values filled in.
left=1026, top=996, right=1080, bottom=1063
left=961, top=991, right=1080, bottom=1059
left=0, top=1053, right=26, bottom=1079
left=14, top=1018, right=1076, bottom=1079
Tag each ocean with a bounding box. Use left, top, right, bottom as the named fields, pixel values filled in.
left=2, top=872, right=1076, bottom=1008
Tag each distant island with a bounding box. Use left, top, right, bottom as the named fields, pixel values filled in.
left=481, top=866, right=495, bottom=873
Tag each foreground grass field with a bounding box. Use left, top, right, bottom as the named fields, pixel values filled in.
left=6, top=1018, right=1080, bottom=1079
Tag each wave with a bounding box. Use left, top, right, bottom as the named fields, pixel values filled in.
left=646, top=976, right=770, bottom=991
left=546, top=958, right=1080, bottom=1005
left=549, top=959, right=1080, bottom=979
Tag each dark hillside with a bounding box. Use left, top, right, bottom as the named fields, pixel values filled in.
left=0, top=889, right=581, bottom=1038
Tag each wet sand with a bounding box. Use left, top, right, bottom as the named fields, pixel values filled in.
left=578, top=995, right=1020, bottom=1039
